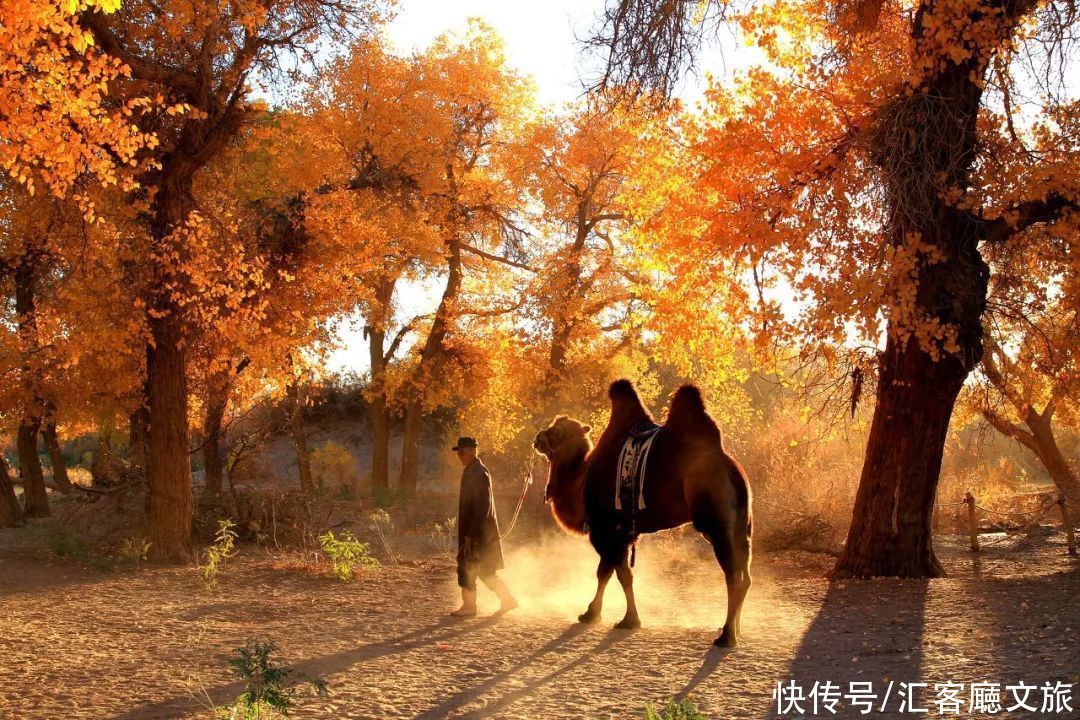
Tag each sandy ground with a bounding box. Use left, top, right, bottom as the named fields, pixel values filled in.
left=1, top=524, right=1077, bottom=720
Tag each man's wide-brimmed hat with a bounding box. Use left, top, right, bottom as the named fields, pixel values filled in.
left=452, top=436, right=478, bottom=451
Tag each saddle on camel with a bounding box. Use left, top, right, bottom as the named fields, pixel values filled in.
left=533, top=379, right=753, bottom=647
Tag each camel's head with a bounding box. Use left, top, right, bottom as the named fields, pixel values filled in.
left=534, top=415, right=591, bottom=499
left=533, top=415, right=590, bottom=458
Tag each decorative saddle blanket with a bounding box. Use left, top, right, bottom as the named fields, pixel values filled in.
left=615, top=421, right=662, bottom=512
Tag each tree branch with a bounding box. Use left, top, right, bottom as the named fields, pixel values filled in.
left=980, top=192, right=1078, bottom=245
left=461, top=243, right=534, bottom=272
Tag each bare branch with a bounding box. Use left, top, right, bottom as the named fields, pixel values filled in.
left=461, top=243, right=535, bottom=272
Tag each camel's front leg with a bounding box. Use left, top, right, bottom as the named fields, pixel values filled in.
left=579, top=559, right=614, bottom=623
left=613, top=558, right=641, bottom=630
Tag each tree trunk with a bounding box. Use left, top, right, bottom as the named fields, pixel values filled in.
left=367, top=276, right=396, bottom=497
left=17, top=416, right=49, bottom=517
left=129, top=388, right=150, bottom=472
left=41, top=420, right=74, bottom=494
left=145, top=310, right=193, bottom=562
left=201, top=371, right=230, bottom=502
left=368, top=363, right=391, bottom=498
left=835, top=335, right=970, bottom=577
left=397, top=230, right=462, bottom=497
left=0, top=452, right=22, bottom=527
left=835, top=17, right=997, bottom=576
left=287, top=382, right=313, bottom=493
left=398, top=398, right=423, bottom=498
left=1026, top=413, right=1080, bottom=510
left=14, top=243, right=49, bottom=517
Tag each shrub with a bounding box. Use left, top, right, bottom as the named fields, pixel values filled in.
left=220, top=640, right=326, bottom=719
left=645, top=698, right=707, bottom=720
left=429, top=517, right=457, bottom=558
left=119, top=535, right=151, bottom=568
left=48, top=531, right=89, bottom=558
left=368, top=509, right=397, bottom=564
left=68, top=466, right=93, bottom=489
left=200, top=519, right=238, bottom=591
left=310, top=441, right=359, bottom=495
left=318, top=530, right=378, bottom=580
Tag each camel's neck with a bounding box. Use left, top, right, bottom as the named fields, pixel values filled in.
left=549, top=451, right=588, bottom=535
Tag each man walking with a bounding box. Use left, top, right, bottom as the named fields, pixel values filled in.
left=450, top=436, right=518, bottom=617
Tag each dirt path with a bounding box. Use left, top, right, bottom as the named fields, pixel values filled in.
left=1, top=527, right=1077, bottom=719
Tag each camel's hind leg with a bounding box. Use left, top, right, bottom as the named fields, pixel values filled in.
left=613, top=551, right=641, bottom=630
left=579, top=559, right=615, bottom=624
left=704, top=525, right=751, bottom=647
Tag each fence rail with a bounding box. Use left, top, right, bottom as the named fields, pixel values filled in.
left=950, top=491, right=1077, bottom=555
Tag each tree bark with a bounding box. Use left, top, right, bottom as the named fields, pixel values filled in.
left=367, top=276, right=396, bottom=497
left=835, top=334, right=971, bottom=577
left=14, top=248, right=49, bottom=518
left=398, top=398, right=424, bottom=497
left=41, top=419, right=74, bottom=494
left=1023, top=413, right=1080, bottom=509
left=0, top=452, right=22, bottom=527
left=201, top=370, right=230, bottom=502
left=287, top=382, right=314, bottom=493
left=978, top=339, right=1080, bottom=509
left=835, top=2, right=1005, bottom=576
left=398, top=235, right=462, bottom=497
left=146, top=311, right=193, bottom=562
left=17, top=417, right=49, bottom=518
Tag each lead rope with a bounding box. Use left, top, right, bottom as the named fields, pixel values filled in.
left=496, top=459, right=534, bottom=542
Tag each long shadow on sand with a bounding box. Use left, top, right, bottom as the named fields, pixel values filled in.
left=676, top=646, right=735, bottom=701
left=413, top=624, right=627, bottom=719
left=761, top=579, right=928, bottom=719
left=108, top=616, right=500, bottom=720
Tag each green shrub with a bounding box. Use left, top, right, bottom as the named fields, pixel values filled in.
left=645, top=698, right=707, bottom=720
left=200, top=519, right=237, bottom=591
left=48, top=531, right=89, bottom=558
left=220, top=640, right=326, bottom=719
left=318, top=530, right=378, bottom=580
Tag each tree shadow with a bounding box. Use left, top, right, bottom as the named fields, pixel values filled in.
left=415, top=626, right=627, bottom=719
left=966, top=571, right=1080, bottom=695
left=762, top=579, right=929, bottom=719
left=108, top=616, right=498, bottom=720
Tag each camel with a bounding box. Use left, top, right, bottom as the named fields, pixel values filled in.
left=533, top=379, right=753, bottom=647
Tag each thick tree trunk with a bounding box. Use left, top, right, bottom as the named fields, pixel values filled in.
left=835, top=13, right=998, bottom=576
left=1, top=452, right=22, bottom=527
left=17, top=416, right=49, bottom=518
left=287, top=382, right=313, bottom=493
left=14, top=244, right=49, bottom=517
left=835, top=335, right=970, bottom=577
left=41, top=420, right=73, bottom=494
left=201, top=371, right=230, bottom=502
left=145, top=311, right=193, bottom=562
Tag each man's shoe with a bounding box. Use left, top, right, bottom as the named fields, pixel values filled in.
left=450, top=588, right=477, bottom=617
left=493, top=597, right=519, bottom=616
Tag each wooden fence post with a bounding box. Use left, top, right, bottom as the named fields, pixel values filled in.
left=1060, top=495, right=1077, bottom=557
left=966, top=492, right=979, bottom=552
